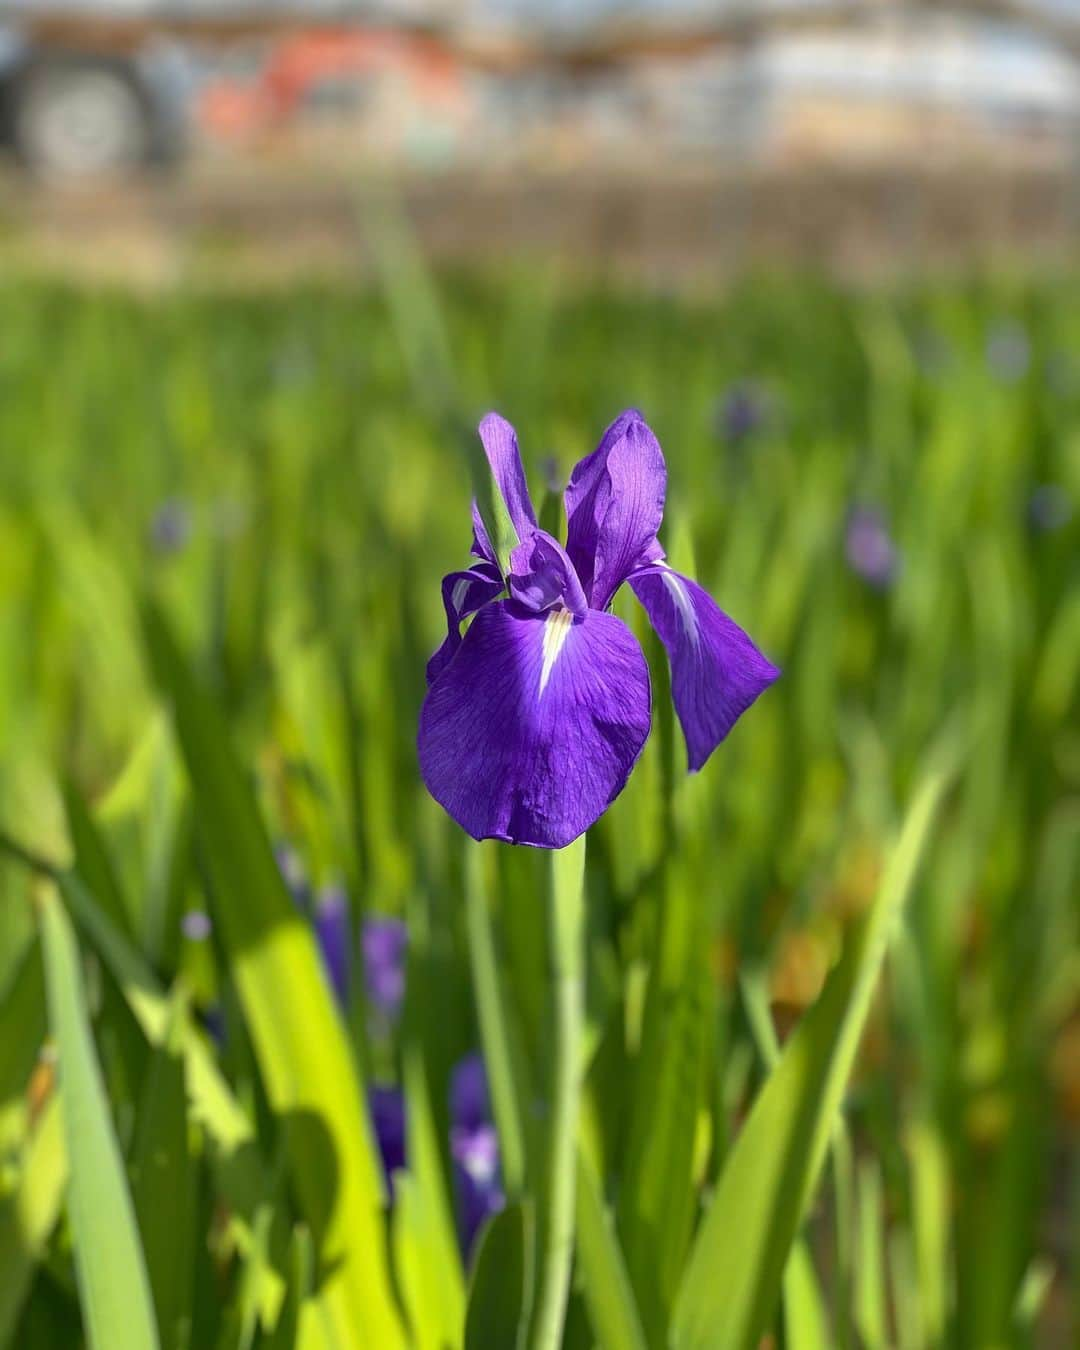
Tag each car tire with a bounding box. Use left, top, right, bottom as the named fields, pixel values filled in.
left=12, top=57, right=151, bottom=180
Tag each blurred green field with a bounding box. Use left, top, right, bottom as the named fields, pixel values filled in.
left=0, top=270, right=1076, bottom=1349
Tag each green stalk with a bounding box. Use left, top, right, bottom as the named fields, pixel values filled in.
left=530, top=834, right=587, bottom=1350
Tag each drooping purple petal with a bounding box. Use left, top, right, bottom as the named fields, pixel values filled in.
left=630, top=564, right=779, bottom=772
left=478, top=413, right=538, bottom=545
left=315, top=886, right=351, bottom=1007
left=508, top=530, right=587, bottom=617
left=362, top=915, right=408, bottom=1020
left=427, top=562, right=504, bottom=685
left=564, top=410, right=667, bottom=611
left=418, top=600, right=651, bottom=848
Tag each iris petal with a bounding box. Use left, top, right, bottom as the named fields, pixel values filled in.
left=418, top=600, right=651, bottom=848
left=426, top=562, right=504, bottom=685
left=509, top=530, right=587, bottom=617
left=564, top=410, right=667, bottom=611
left=630, top=564, right=779, bottom=771
left=478, top=413, right=538, bottom=545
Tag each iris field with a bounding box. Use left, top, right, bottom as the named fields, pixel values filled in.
left=0, top=268, right=1076, bottom=1349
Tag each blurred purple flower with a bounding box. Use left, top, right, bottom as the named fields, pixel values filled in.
left=450, top=1054, right=504, bottom=1256
left=846, top=507, right=899, bottom=590
left=362, top=916, right=407, bottom=1020
left=715, top=382, right=770, bottom=445
left=986, top=320, right=1030, bottom=383
left=315, top=886, right=351, bottom=1007
left=149, top=498, right=191, bottom=556
left=419, top=411, right=778, bottom=848
left=369, top=1085, right=406, bottom=1196
left=1028, top=484, right=1072, bottom=534
left=181, top=910, right=213, bottom=943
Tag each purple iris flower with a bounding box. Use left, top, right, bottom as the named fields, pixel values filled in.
left=450, top=1054, right=504, bottom=1255
left=362, top=916, right=407, bottom=1020
left=418, top=411, right=780, bottom=849
left=845, top=506, right=899, bottom=589
left=314, top=886, right=351, bottom=1007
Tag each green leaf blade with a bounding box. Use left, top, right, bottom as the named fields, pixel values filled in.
left=38, top=885, right=160, bottom=1350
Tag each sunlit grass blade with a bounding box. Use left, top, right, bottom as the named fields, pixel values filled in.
left=267, top=1225, right=314, bottom=1350
left=37, top=883, right=160, bottom=1350
left=465, top=1203, right=532, bottom=1350
left=130, top=994, right=194, bottom=1350
left=783, top=1244, right=832, bottom=1350
left=574, top=1147, right=647, bottom=1350
left=391, top=1041, right=466, bottom=1350
left=141, top=599, right=406, bottom=1350
left=0, top=1095, right=66, bottom=1349
left=529, top=835, right=586, bottom=1350
left=0, top=943, right=45, bottom=1161
left=618, top=868, right=710, bottom=1344
left=465, top=841, right=529, bottom=1198
left=672, top=763, right=951, bottom=1350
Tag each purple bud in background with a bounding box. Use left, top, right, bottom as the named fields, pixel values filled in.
left=986, top=320, right=1030, bottom=383
left=181, top=910, right=213, bottom=943
left=362, top=916, right=407, bottom=1021
left=315, top=886, right=351, bottom=1008
left=845, top=506, right=899, bottom=590
left=369, top=1085, right=407, bottom=1197
left=450, top=1053, right=504, bottom=1256
left=1028, top=484, right=1072, bottom=534
left=715, top=382, right=769, bottom=446
left=149, top=498, right=191, bottom=556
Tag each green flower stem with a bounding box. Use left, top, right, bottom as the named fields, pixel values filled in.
left=530, top=834, right=587, bottom=1350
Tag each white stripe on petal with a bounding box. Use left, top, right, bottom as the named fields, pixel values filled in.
left=539, top=607, right=574, bottom=697
left=451, top=578, right=471, bottom=612
left=659, top=565, right=700, bottom=649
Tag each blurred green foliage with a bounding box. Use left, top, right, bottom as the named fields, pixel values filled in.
left=0, top=270, right=1076, bottom=1348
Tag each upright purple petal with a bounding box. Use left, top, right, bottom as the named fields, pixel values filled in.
left=630, top=564, right=779, bottom=772
left=451, top=1052, right=491, bottom=1133
left=418, top=600, right=651, bottom=848
left=315, top=886, right=351, bottom=1007
left=508, top=530, right=587, bottom=617
left=362, top=915, right=408, bottom=1020
left=427, top=562, right=504, bottom=685
left=471, top=502, right=497, bottom=565
left=478, top=413, right=538, bottom=545
left=564, top=410, right=667, bottom=611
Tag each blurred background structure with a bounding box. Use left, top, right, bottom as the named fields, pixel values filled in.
left=3, top=0, right=1080, bottom=277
